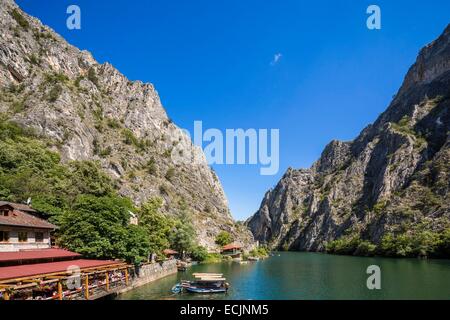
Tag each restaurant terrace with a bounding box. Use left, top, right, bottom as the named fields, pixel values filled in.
left=0, top=248, right=131, bottom=300
left=0, top=201, right=133, bottom=300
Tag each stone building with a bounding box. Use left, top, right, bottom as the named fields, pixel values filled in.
left=0, top=201, right=57, bottom=252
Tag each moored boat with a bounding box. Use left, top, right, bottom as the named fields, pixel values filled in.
left=247, top=256, right=259, bottom=261
left=185, top=286, right=227, bottom=293
left=171, top=273, right=229, bottom=294
left=171, top=283, right=183, bottom=294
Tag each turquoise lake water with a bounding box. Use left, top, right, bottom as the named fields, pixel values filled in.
left=117, top=252, right=450, bottom=300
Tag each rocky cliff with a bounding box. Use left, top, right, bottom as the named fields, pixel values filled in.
left=0, top=0, right=253, bottom=249
left=247, top=25, right=450, bottom=255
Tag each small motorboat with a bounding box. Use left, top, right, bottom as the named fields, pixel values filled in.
left=185, top=285, right=227, bottom=294
left=171, top=273, right=229, bottom=294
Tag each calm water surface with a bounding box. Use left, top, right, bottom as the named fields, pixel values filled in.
left=117, top=252, right=450, bottom=300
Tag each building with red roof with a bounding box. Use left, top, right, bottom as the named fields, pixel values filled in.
left=221, top=244, right=242, bottom=251
left=0, top=201, right=57, bottom=252
left=163, top=249, right=179, bottom=259
left=221, top=243, right=242, bottom=258
left=0, top=259, right=123, bottom=282
left=0, top=248, right=82, bottom=267
left=0, top=202, right=132, bottom=301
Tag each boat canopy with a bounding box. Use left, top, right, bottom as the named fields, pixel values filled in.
left=196, top=277, right=226, bottom=282
left=193, top=273, right=223, bottom=277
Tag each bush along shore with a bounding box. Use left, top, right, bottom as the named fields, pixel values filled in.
left=194, top=232, right=271, bottom=264
left=325, top=230, right=450, bottom=259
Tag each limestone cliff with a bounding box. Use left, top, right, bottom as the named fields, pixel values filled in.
left=0, top=0, right=253, bottom=249
left=247, top=25, right=450, bottom=254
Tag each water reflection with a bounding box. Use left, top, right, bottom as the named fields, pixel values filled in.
left=117, top=252, right=450, bottom=300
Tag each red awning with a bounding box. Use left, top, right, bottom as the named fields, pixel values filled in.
left=221, top=244, right=242, bottom=251
left=163, top=249, right=178, bottom=255
left=0, top=248, right=81, bottom=263
left=0, top=259, right=122, bottom=281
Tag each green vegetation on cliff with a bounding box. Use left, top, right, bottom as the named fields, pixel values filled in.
left=215, top=231, right=233, bottom=246
left=326, top=229, right=450, bottom=258
left=248, top=246, right=270, bottom=258
left=0, top=117, right=206, bottom=263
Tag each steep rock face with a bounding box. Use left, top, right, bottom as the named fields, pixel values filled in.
left=247, top=24, right=450, bottom=251
left=247, top=168, right=314, bottom=247
left=0, top=0, right=254, bottom=249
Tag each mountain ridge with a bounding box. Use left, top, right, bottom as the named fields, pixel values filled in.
left=0, top=0, right=254, bottom=249
left=247, top=24, right=450, bottom=257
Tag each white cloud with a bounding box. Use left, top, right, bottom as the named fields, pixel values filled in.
left=271, top=53, right=282, bottom=65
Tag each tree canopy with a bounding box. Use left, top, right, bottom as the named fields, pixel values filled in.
left=215, top=231, right=233, bottom=246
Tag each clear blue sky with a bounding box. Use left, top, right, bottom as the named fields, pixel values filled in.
left=16, top=0, right=450, bottom=220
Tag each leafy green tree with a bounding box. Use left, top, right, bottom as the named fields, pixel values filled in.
left=30, top=194, right=67, bottom=225
left=58, top=195, right=147, bottom=263
left=123, top=225, right=151, bottom=265
left=354, top=241, right=376, bottom=256
left=380, top=233, right=413, bottom=257
left=215, top=231, right=233, bottom=246
left=169, top=212, right=196, bottom=255
left=325, top=235, right=362, bottom=255
left=249, top=246, right=269, bottom=258
left=414, top=231, right=440, bottom=257
left=64, top=161, right=115, bottom=197
left=438, top=229, right=450, bottom=257
left=189, top=245, right=209, bottom=262
left=139, top=197, right=176, bottom=257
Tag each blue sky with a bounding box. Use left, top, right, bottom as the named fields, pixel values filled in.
left=16, top=0, right=450, bottom=220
